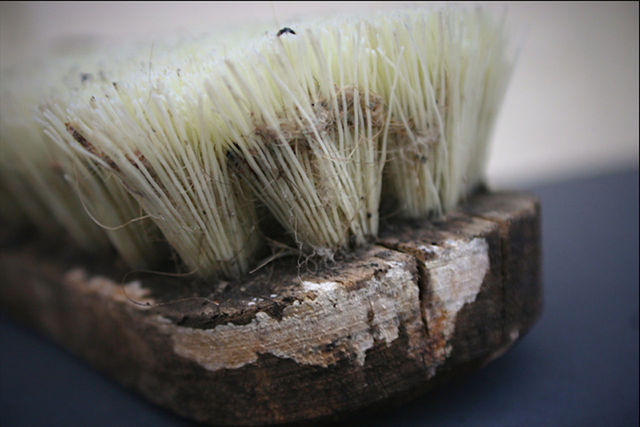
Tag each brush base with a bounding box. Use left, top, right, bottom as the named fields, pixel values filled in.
left=0, top=191, right=542, bottom=425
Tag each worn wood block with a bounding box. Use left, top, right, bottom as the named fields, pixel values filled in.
left=462, top=191, right=543, bottom=343
left=0, top=191, right=542, bottom=425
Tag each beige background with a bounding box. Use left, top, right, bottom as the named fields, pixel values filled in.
left=1, top=1, right=638, bottom=186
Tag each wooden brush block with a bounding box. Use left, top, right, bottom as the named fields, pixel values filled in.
left=0, top=191, right=542, bottom=425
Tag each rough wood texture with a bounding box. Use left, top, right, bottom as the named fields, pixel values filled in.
left=0, top=191, right=542, bottom=425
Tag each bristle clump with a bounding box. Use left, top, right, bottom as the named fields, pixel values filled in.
left=379, top=9, right=513, bottom=217
left=40, top=50, right=265, bottom=277
left=209, top=28, right=391, bottom=258
left=0, top=72, right=111, bottom=250
left=0, top=6, right=512, bottom=279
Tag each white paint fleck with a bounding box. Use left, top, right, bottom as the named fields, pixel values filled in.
left=301, top=281, right=339, bottom=292
left=164, top=259, right=425, bottom=372
left=421, top=237, right=490, bottom=363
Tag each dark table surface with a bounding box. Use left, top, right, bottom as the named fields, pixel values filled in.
left=1, top=169, right=638, bottom=427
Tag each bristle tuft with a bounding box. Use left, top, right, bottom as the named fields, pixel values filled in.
left=0, top=6, right=512, bottom=279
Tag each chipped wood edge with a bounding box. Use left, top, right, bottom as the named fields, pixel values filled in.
left=0, top=191, right=542, bottom=425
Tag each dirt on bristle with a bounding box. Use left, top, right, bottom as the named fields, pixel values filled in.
left=334, top=86, right=386, bottom=129
left=125, top=150, right=151, bottom=172
left=65, top=123, right=121, bottom=172
left=253, top=87, right=387, bottom=149
left=65, top=123, right=154, bottom=174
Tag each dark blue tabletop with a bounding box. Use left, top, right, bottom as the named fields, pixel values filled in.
left=2, top=169, right=638, bottom=427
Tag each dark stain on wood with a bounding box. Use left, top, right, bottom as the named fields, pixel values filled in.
left=0, top=191, right=542, bottom=425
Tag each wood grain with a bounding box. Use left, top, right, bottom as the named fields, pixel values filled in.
left=0, top=191, right=542, bottom=425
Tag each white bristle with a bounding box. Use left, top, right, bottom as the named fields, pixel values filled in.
left=0, top=71, right=111, bottom=250
left=0, top=6, right=513, bottom=279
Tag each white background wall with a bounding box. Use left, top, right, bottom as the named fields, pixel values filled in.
left=1, top=1, right=638, bottom=186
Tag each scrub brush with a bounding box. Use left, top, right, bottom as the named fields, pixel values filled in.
left=0, top=6, right=542, bottom=425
